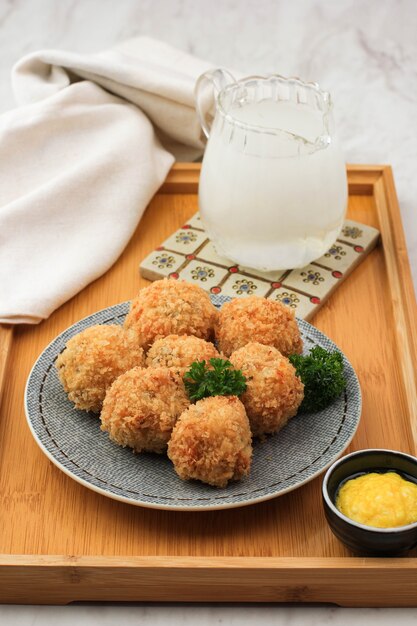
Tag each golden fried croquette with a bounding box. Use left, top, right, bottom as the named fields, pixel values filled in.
left=146, top=334, right=220, bottom=370
left=229, top=342, right=304, bottom=437
left=56, top=324, right=145, bottom=413
left=215, top=296, right=303, bottom=357
left=167, top=396, right=252, bottom=488
left=100, top=367, right=190, bottom=454
left=124, top=279, right=217, bottom=349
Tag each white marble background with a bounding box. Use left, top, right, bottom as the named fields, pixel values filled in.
left=0, top=0, right=416, bottom=623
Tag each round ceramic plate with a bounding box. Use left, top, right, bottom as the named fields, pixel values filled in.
left=25, top=295, right=361, bottom=511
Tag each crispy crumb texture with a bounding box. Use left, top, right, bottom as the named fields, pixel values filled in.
left=124, top=279, right=218, bottom=349
left=146, top=334, right=220, bottom=369
left=230, top=342, right=304, bottom=437
left=215, top=295, right=303, bottom=357
left=168, top=395, right=252, bottom=488
left=100, top=366, right=190, bottom=454
left=56, top=324, right=145, bottom=413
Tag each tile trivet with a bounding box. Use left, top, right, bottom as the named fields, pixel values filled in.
left=140, top=213, right=379, bottom=320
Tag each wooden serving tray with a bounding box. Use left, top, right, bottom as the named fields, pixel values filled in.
left=0, top=164, right=416, bottom=606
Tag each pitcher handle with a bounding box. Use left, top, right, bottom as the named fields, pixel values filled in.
left=194, top=68, right=236, bottom=139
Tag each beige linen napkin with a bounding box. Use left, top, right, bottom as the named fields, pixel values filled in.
left=0, top=37, right=212, bottom=324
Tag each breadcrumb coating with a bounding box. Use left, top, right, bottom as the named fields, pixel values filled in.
left=167, top=396, right=252, bottom=488
left=124, top=279, right=218, bottom=349
left=230, top=342, right=304, bottom=437
left=215, top=296, right=303, bottom=357
left=100, top=366, right=190, bottom=454
left=56, top=324, right=145, bottom=413
left=146, top=334, right=220, bottom=370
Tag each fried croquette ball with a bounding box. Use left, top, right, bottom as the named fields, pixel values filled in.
left=215, top=296, right=303, bottom=357
left=124, top=279, right=217, bottom=349
left=167, top=396, right=252, bottom=488
left=56, top=325, right=145, bottom=413
left=100, top=367, right=190, bottom=454
left=229, top=342, right=304, bottom=437
left=146, top=334, right=220, bottom=370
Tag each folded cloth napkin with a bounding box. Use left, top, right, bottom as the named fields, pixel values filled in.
left=0, top=37, right=213, bottom=324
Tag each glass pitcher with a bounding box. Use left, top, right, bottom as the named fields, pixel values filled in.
left=195, top=70, right=347, bottom=271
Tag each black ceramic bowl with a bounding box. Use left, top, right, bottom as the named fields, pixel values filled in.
left=322, top=449, right=417, bottom=556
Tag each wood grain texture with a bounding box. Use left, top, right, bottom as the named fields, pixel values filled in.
left=2, top=555, right=417, bottom=606
left=373, top=168, right=417, bottom=450
left=0, top=165, right=416, bottom=606
left=0, top=325, right=13, bottom=409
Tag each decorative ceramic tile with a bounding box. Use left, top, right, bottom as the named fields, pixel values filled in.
left=338, top=220, right=379, bottom=248
left=160, top=228, right=208, bottom=255
left=284, top=265, right=339, bottom=299
left=314, top=241, right=360, bottom=273
left=196, top=240, right=234, bottom=266
left=184, top=212, right=204, bottom=230
left=179, top=259, right=228, bottom=290
left=139, top=211, right=380, bottom=320
left=238, top=266, right=288, bottom=282
left=267, top=288, right=317, bottom=319
left=220, top=272, right=271, bottom=298
left=139, top=249, right=185, bottom=280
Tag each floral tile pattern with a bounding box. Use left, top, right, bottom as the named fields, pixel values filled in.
left=220, top=272, right=271, bottom=298
left=284, top=265, right=339, bottom=299
left=161, top=228, right=207, bottom=254
left=315, top=241, right=360, bottom=272
left=338, top=219, right=379, bottom=248
left=139, top=211, right=380, bottom=320
left=139, top=249, right=185, bottom=279
left=179, top=260, right=228, bottom=290
left=267, top=288, right=316, bottom=319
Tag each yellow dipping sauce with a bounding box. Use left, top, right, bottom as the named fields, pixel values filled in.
left=336, top=472, right=417, bottom=528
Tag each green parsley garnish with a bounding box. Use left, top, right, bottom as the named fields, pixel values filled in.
left=289, top=346, right=346, bottom=413
left=183, top=358, right=247, bottom=402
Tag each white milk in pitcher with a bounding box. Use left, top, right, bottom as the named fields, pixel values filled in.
left=198, top=99, right=347, bottom=270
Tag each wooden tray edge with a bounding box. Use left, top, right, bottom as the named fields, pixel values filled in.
left=1, top=555, right=417, bottom=606
left=373, top=167, right=417, bottom=452
left=0, top=324, right=13, bottom=410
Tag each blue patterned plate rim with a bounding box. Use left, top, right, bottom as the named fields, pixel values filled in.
left=24, top=295, right=362, bottom=511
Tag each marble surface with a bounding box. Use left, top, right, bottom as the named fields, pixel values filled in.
left=1, top=605, right=417, bottom=626
left=0, top=0, right=416, bottom=623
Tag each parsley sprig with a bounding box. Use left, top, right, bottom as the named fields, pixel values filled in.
left=289, top=346, right=346, bottom=413
left=183, top=358, right=247, bottom=402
